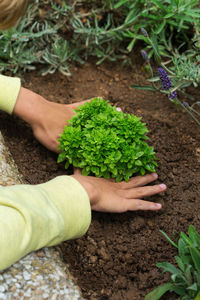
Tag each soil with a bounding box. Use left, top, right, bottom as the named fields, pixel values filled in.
left=0, top=60, right=200, bottom=300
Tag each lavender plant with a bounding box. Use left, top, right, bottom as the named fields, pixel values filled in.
left=1, top=0, right=200, bottom=75
left=131, top=29, right=200, bottom=126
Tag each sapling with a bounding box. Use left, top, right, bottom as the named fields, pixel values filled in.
left=58, top=98, right=157, bottom=182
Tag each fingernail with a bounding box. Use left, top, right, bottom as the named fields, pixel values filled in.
left=152, top=173, right=158, bottom=179
left=159, top=184, right=167, bottom=190
left=156, top=203, right=162, bottom=209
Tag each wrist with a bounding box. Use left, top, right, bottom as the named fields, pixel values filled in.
left=13, top=87, right=47, bottom=126
left=72, top=174, right=98, bottom=209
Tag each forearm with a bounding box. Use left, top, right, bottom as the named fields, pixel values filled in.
left=13, top=87, right=48, bottom=126
left=0, top=74, right=48, bottom=125
left=0, top=176, right=91, bottom=271
left=0, top=74, right=87, bottom=152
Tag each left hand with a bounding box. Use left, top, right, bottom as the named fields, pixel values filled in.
left=73, top=169, right=166, bottom=212
left=13, top=87, right=89, bottom=152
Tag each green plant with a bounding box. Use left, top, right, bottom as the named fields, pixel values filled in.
left=1, top=0, right=199, bottom=80
left=57, top=98, right=157, bottom=182
left=145, top=225, right=200, bottom=300
left=131, top=29, right=200, bottom=126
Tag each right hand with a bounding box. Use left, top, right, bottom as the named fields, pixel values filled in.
left=72, top=171, right=166, bottom=213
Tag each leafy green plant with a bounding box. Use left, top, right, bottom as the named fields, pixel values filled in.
left=145, top=225, right=200, bottom=300
left=57, top=98, right=157, bottom=182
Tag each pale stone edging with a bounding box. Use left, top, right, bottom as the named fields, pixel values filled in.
left=0, top=131, right=83, bottom=300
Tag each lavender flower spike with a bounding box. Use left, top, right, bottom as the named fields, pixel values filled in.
left=141, top=50, right=149, bottom=62
left=183, top=102, right=189, bottom=107
left=158, top=68, right=172, bottom=91
left=141, top=28, right=149, bottom=37
left=169, top=91, right=177, bottom=100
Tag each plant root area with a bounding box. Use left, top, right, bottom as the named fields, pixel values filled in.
left=1, top=61, right=200, bottom=300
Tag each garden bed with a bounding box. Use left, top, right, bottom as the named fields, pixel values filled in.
left=0, top=60, right=199, bottom=300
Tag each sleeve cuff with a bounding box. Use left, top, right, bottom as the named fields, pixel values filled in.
left=0, top=74, right=21, bottom=114
left=37, top=176, right=91, bottom=244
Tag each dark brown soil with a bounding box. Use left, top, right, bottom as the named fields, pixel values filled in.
left=0, top=61, right=200, bottom=300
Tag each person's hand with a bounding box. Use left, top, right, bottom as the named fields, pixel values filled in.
left=13, top=87, right=88, bottom=152
left=72, top=171, right=166, bottom=212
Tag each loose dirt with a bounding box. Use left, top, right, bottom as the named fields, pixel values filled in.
left=0, top=60, right=199, bottom=299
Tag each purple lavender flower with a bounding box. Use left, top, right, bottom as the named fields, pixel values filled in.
left=168, top=91, right=177, bottom=100
left=158, top=68, right=172, bottom=91
left=140, top=50, right=149, bottom=62
left=141, top=28, right=149, bottom=37
left=183, top=102, right=189, bottom=107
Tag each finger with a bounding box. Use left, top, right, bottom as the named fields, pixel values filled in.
left=120, top=173, right=158, bottom=189
left=73, top=167, right=82, bottom=175
left=126, top=199, right=162, bottom=211
left=71, top=99, right=90, bottom=109
left=125, top=183, right=167, bottom=199
left=116, top=107, right=122, bottom=111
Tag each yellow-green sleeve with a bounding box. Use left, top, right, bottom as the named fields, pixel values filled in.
left=0, top=176, right=91, bottom=271
left=0, top=74, right=21, bottom=114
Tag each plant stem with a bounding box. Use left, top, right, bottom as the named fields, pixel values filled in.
left=179, top=100, right=200, bottom=126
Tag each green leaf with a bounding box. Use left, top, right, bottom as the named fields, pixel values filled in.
left=178, top=238, right=191, bottom=265
left=150, top=0, right=168, bottom=12
left=135, top=160, right=143, bottom=166
left=175, top=256, right=185, bottom=272
left=188, top=225, right=200, bottom=247
left=64, top=160, right=70, bottom=169
left=57, top=151, right=66, bottom=163
left=156, top=262, right=183, bottom=277
left=114, top=0, right=129, bottom=9
left=130, top=85, right=156, bottom=91
left=180, top=232, right=193, bottom=246
left=160, top=230, right=178, bottom=248
left=112, top=168, right=118, bottom=176
left=155, top=20, right=166, bottom=34
left=101, top=165, right=107, bottom=172
left=82, top=169, right=90, bottom=176
left=145, top=283, right=173, bottom=300
left=164, top=13, right=175, bottom=18
left=147, top=77, right=160, bottom=83
left=171, top=286, right=187, bottom=296
left=125, top=9, right=139, bottom=24
left=145, top=164, right=155, bottom=172
left=187, top=283, right=198, bottom=291
left=189, top=247, right=200, bottom=273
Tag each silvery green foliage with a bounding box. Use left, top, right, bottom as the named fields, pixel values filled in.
left=0, top=1, right=78, bottom=75
left=0, top=0, right=200, bottom=77
left=170, top=54, right=200, bottom=88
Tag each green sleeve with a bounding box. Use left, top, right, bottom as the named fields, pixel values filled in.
left=0, top=176, right=91, bottom=271
left=0, top=74, right=21, bottom=114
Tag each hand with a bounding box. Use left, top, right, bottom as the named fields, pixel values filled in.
left=13, top=87, right=88, bottom=152
left=72, top=171, right=166, bottom=213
